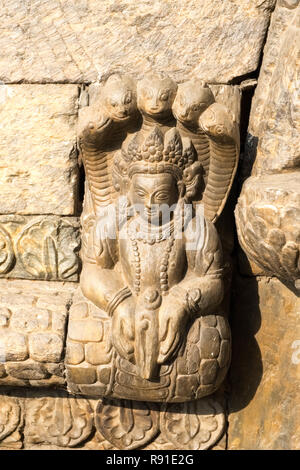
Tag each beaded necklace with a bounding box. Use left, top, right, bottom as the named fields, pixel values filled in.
left=129, top=206, right=185, bottom=295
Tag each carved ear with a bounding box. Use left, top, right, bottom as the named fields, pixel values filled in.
left=183, top=161, right=203, bottom=202
left=112, top=151, right=130, bottom=194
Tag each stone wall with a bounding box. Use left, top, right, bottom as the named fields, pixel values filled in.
left=0, top=0, right=299, bottom=450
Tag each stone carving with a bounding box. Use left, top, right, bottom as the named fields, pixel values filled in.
left=160, top=398, right=225, bottom=450
left=235, top=1, right=300, bottom=289
left=0, top=279, right=76, bottom=387
left=173, top=80, right=239, bottom=222
left=95, top=398, right=160, bottom=450
left=24, top=392, right=94, bottom=448
left=0, top=226, right=14, bottom=274
left=236, top=175, right=300, bottom=287
left=0, top=216, right=80, bottom=281
left=0, top=394, right=23, bottom=449
left=67, top=72, right=239, bottom=449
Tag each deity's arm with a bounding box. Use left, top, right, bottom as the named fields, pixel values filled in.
left=169, top=216, right=224, bottom=316
left=80, top=226, right=133, bottom=316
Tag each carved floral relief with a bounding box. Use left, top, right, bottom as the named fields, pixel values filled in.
left=0, top=216, right=80, bottom=281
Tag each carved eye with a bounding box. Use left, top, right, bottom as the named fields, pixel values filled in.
left=110, top=100, right=117, bottom=107
left=192, top=105, right=200, bottom=112
left=125, top=93, right=132, bottom=104
left=160, top=92, right=169, bottom=101
left=155, top=192, right=169, bottom=201
left=135, top=190, right=146, bottom=197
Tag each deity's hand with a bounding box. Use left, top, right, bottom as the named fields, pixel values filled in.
left=111, top=296, right=136, bottom=362
left=157, top=296, right=189, bottom=364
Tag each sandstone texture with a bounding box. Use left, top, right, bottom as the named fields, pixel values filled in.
left=235, top=1, right=300, bottom=288
left=0, top=215, right=80, bottom=281
left=24, top=391, right=94, bottom=448
left=0, top=279, right=76, bottom=387
left=245, top=0, right=299, bottom=176
left=235, top=174, right=300, bottom=288
left=0, top=390, right=225, bottom=450
left=228, top=276, right=300, bottom=450
left=0, top=85, right=79, bottom=215
left=0, top=0, right=274, bottom=84
left=0, top=393, right=23, bottom=449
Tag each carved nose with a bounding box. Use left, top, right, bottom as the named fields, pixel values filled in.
left=150, top=100, right=159, bottom=110
left=118, top=109, right=127, bottom=117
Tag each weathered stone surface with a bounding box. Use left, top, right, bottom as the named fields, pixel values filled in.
left=2, top=332, right=28, bottom=362
left=228, top=276, right=300, bottom=450
left=235, top=173, right=300, bottom=288
left=0, top=85, right=79, bottom=215
left=0, top=393, right=23, bottom=449
left=68, top=320, right=103, bottom=342
left=67, top=366, right=97, bottom=385
left=0, top=215, right=80, bottom=281
left=85, top=343, right=111, bottom=365
left=0, top=279, right=76, bottom=387
left=0, top=1, right=274, bottom=84
left=235, top=3, right=300, bottom=289
left=29, top=333, right=63, bottom=363
left=24, top=391, right=94, bottom=448
left=242, top=1, right=300, bottom=177
left=65, top=341, right=85, bottom=365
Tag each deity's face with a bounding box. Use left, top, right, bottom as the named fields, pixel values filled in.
left=137, top=75, right=177, bottom=119
left=103, top=76, right=137, bottom=122
left=129, top=173, right=179, bottom=225
left=172, top=82, right=214, bottom=127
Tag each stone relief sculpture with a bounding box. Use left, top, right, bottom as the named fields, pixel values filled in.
left=65, top=72, right=239, bottom=450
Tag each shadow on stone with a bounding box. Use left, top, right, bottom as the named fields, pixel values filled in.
left=228, top=275, right=263, bottom=412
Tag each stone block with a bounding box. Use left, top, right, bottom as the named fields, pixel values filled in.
left=28, top=333, right=63, bottom=363
left=0, top=85, right=79, bottom=215
left=6, top=361, right=49, bottom=380
left=0, top=215, right=80, bottom=281
left=85, top=342, right=111, bottom=365
left=0, top=1, right=274, bottom=83
left=67, top=365, right=97, bottom=385
left=0, top=279, right=76, bottom=387
left=0, top=332, right=28, bottom=362
left=228, top=276, right=300, bottom=450
left=68, top=320, right=103, bottom=342
left=66, top=341, right=85, bottom=365
left=243, top=1, right=299, bottom=176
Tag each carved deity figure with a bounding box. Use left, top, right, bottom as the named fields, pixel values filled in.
left=69, top=72, right=239, bottom=449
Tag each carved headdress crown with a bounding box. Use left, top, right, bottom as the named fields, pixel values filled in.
left=115, top=126, right=198, bottom=181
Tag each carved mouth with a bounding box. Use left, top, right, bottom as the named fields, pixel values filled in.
left=112, top=114, right=130, bottom=121
left=148, top=109, right=164, bottom=115
left=97, top=117, right=111, bottom=130
left=175, top=114, right=190, bottom=124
